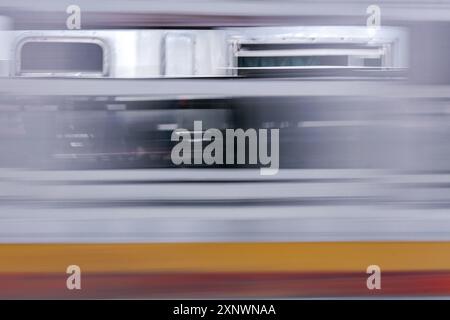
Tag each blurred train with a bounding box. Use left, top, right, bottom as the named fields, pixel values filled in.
left=3, top=1, right=450, bottom=299
left=0, top=24, right=412, bottom=169
left=1, top=14, right=450, bottom=172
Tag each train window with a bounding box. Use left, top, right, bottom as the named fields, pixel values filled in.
left=238, top=56, right=349, bottom=68
left=235, top=43, right=386, bottom=76
left=17, top=40, right=106, bottom=76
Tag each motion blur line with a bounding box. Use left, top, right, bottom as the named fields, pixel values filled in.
left=0, top=242, right=450, bottom=273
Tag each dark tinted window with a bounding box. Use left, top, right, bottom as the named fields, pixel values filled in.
left=20, top=41, right=104, bottom=73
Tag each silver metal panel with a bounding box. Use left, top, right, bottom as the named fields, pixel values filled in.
left=6, top=26, right=407, bottom=78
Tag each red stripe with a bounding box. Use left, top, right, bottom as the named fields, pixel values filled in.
left=1, top=272, right=450, bottom=299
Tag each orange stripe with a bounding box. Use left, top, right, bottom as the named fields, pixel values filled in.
left=0, top=242, right=450, bottom=273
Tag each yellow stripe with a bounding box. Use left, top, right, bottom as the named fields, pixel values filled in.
left=0, top=242, right=449, bottom=273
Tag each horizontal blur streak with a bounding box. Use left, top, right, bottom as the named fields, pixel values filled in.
left=2, top=272, right=450, bottom=299
left=1, top=242, right=450, bottom=298
left=1, top=242, right=450, bottom=273
left=2, top=169, right=450, bottom=242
